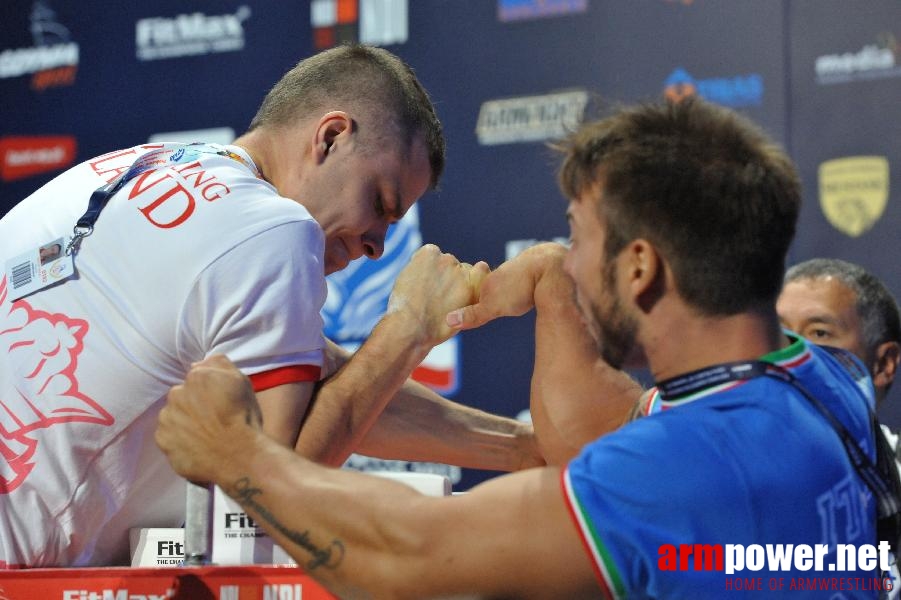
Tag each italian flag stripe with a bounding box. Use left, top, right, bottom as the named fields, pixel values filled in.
left=561, top=468, right=625, bottom=599
left=658, top=336, right=811, bottom=409
left=658, top=379, right=745, bottom=408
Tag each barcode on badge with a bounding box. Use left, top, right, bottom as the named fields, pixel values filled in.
left=11, top=261, right=32, bottom=289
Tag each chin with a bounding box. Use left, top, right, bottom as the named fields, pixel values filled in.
left=325, top=261, right=346, bottom=275
left=324, top=251, right=350, bottom=275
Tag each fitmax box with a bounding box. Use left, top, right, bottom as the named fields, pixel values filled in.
left=130, top=471, right=450, bottom=567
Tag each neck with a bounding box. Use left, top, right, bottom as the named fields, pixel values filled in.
left=643, top=305, right=790, bottom=382
left=233, top=129, right=274, bottom=186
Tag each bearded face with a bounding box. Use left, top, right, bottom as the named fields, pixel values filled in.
left=582, top=256, right=639, bottom=370
left=564, top=191, right=641, bottom=370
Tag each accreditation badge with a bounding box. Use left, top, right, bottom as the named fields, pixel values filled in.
left=5, top=236, right=75, bottom=302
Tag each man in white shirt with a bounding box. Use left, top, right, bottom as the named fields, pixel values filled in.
left=0, top=44, right=537, bottom=568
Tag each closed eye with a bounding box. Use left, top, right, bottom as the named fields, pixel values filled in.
left=377, top=192, right=404, bottom=225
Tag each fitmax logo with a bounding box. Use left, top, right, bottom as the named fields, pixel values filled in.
left=225, top=512, right=257, bottom=528
left=62, top=591, right=172, bottom=600
left=156, top=540, right=184, bottom=565
left=224, top=512, right=265, bottom=538
left=135, top=6, right=250, bottom=61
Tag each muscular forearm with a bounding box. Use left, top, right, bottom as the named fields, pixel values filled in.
left=529, top=253, right=643, bottom=464
left=216, top=429, right=594, bottom=600
left=295, top=312, right=432, bottom=466
left=295, top=247, right=489, bottom=467
left=356, top=376, right=544, bottom=471
left=157, top=354, right=596, bottom=600
left=219, top=429, right=439, bottom=599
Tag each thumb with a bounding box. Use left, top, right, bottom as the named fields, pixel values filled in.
left=468, top=261, right=491, bottom=292
left=446, top=302, right=495, bottom=331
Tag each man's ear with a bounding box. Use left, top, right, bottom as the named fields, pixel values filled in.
left=872, top=340, right=901, bottom=390
left=312, top=111, right=352, bottom=163
left=623, top=239, right=664, bottom=313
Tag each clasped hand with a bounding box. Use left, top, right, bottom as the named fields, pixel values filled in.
left=156, top=355, right=260, bottom=484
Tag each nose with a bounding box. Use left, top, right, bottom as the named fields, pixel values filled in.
left=362, top=232, right=385, bottom=259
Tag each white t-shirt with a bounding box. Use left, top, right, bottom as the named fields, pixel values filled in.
left=0, top=144, right=326, bottom=567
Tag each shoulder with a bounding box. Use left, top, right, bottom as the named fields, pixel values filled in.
left=570, top=407, right=725, bottom=478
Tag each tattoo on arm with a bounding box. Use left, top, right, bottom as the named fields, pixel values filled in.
left=231, top=477, right=345, bottom=571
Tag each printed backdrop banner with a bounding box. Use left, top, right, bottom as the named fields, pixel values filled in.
left=1, top=0, right=899, bottom=492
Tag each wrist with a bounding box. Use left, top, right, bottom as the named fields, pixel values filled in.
left=527, top=246, right=574, bottom=314
left=214, top=427, right=271, bottom=490
left=370, top=310, right=434, bottom=367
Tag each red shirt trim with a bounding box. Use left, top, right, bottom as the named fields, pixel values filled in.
left=249, top=365, right=321, bottom=392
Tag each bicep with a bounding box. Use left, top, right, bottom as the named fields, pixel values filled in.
left=256, top=381, right=315, bottom=447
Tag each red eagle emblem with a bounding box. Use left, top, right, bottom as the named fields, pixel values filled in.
left=0, top=276, right=113, bottom=493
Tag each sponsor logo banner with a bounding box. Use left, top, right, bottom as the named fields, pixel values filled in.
left=818, top=156, right=889, bottom=237
left=311, top=0, right=408, bottom=49
left=0, top=135, right=76, bottom=182
left=136, top=6, right=251, bottom=61
left=0, top=1, right=79, bottom=91
left=476, top=89, right=588, bottom=146
left=816, top=33, right=901, bottom=85
left=0, top=566, right=333, bottom=599
left=497, top=0, right=588, bottom=22
left=664, top=68, right=763, bottom=108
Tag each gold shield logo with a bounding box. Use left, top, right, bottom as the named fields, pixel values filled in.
left=819, top=156, right=889, bottom=237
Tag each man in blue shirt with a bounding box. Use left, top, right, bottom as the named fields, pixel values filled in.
left=155, top=98, right=888, bottom=598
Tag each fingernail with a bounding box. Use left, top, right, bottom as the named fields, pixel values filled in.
left=446, top=310, right=462, bottom=327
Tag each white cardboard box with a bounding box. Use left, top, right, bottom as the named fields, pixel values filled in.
left=130, top=471, right=451, bottom=567
left=129, top=527, right=185, bottom=567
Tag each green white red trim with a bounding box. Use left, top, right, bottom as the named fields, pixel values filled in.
left=561, top=468, right=625, bottom=600
left=652, top=335, right=811, bottom=413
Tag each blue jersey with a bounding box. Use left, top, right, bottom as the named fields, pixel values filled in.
left=562, top=337, right=883, bottom=599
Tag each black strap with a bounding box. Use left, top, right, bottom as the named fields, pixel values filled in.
left=76, top=178, right=127, bottom=230
left=657, top=355, right=901, bottom=529
left=66, top=144, right=255, bottom=256
left=66, top=150, right=160, bottom=255
left=763, top=362, right=901, bottom=522
left=657, top=359, right=769, bottom=398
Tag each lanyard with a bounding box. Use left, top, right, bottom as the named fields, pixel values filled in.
left=656, top=359, right=770, bottom=399
left=656, top=354, right=901, bottom=528
left=66, top=143, right=259, bottom=255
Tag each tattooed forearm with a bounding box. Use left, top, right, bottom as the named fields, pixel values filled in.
left=230, top=477, right=346, bottom=571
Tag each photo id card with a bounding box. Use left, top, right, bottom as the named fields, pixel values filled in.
left=4, top=237, right=75, bottom=302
